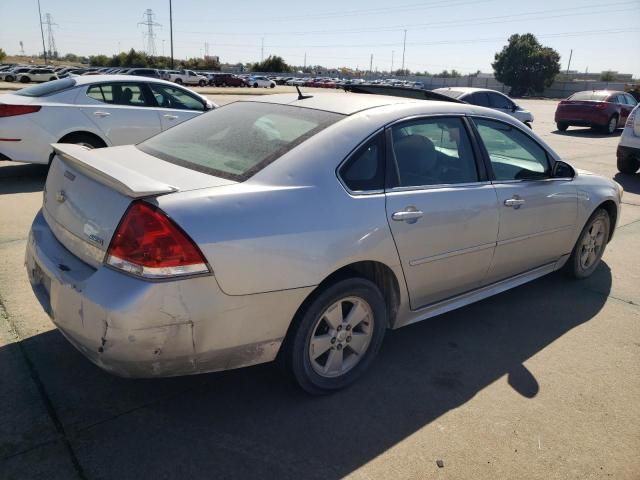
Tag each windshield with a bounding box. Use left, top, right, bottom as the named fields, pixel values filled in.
left=138, top=102, right=344, bottom=181
left=568, top=91, right=611, bottom=101
left=15, top=77, right=77, bottom=97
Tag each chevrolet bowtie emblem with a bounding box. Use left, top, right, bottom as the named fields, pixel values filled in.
left=56, top=190, right=66, bottom=203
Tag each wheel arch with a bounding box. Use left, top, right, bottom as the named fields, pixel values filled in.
left=596, top=199, right=618, bottom=242
left=57, top=130, right=108, bottom=147
left=292, top=261, right=402, bottom=333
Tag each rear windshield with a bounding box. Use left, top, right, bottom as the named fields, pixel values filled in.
left=568, top=91, right=610, bottom=101
left=15, top=77, right=77, bottom=97
left=138, top=102, right=343, bottom=181
left=437, top=89, right=465, bottom=99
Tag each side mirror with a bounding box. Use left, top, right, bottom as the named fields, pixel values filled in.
left=204, top=101, right=214, bottom=111
left=552, top=160, right=575, bottom=178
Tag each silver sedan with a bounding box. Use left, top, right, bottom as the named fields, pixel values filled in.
left=25, top=92, right=622, bottom=394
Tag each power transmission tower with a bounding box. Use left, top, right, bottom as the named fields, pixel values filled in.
left=19, top=41, right=25, bottom=56
left=138, top=9, right=161, bottom=56
left=42, top=13, right=58, bottom=59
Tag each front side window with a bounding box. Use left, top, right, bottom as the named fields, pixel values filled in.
left=474, top=118, right=550, bottom=181
left=339, top=133, right=384, bottom=192
left=149, top=84, right=204, bottom=111
left=138, top=102, right=343, bottom=181
left=624, top=94, right=638, bottom=106
left=488, top=92, right=513, bottom=110
left=390, top=117, right=478, bottom=187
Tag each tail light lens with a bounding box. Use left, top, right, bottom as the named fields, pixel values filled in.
left=0, top=105, right=42, bottom=117
left=595, top=102, right=607, bottom=109
left=625, top=108, right=637, bottom=128
left=105, top=201, right=210, bottom=279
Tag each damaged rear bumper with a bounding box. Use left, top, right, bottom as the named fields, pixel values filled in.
left=25, top=209, right=313, bottom=378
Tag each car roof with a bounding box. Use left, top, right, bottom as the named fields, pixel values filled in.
left=434, top=87, right=502, bottom=94
left=70, top=74, right=179, bottom=86
left=241, top=92, right=448, bottom=115
left=572, top=90, right=624, bottom=95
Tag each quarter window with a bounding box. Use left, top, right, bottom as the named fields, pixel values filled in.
left=474, top=118, right=551, bottom=181
left=339, top=133, right=384, bottom=192
left=390, top=117, right=478, bottom=187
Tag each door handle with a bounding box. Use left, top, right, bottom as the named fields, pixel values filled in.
left=392, top=208, right=424, bottom=223
left=93, top=111, right=110, bottom=117
left=163, top=114, right=179, bottom=120
left=504, top=197, right=525, bottom=208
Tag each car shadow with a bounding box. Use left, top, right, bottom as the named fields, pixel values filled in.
left=614, top=172, right=640, bottom=194
left=4, top=265, right=612, bottom=479
left=0, top=161, right=48, bottom=194
left=551, top=128, right=622, bottom=139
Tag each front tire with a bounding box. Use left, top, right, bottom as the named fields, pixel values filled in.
left=524, top=121, right=532, bottom=129
left=565, top=208, right=610, bottom=279
left=557, top=122, right=568, bottom=131
left=198, top=79, right=206, bottom=87
left=281, top=278, right=387, bottom=395
left=253, top=82, right=258, bottom=88
left=20, top=76, right=30, bottom=83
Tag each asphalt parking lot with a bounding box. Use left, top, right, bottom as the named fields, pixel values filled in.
left=1, top=93, right=639, bottom=479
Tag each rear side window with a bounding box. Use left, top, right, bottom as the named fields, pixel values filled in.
left=339, top=133, right=385, bottom=192
left=488, top=92, right=513, bottom=109
left=87, top=83, right=150, bottom=106
left=138, top=102, right=343, bottom=181
left=15, top=77, right=77, bottom=97
left=466, top=92, right=490, bottom=107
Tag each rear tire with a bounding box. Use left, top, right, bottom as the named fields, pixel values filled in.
left=524, top=121, right=533, bottom=129
left=557, top=122, right=568, bottom=131
left=175, top=78, right=183, bottom=85
left=198, top=79, right=206, bottom=87
left=59, top=133, right=106, bottom=150
left=281, top=278, right=387, bottom=395
left=5, top=75, right=14, bottom=82
left=617, top=154, right=639, bottom=174
left=253, top=82, right=258, bottom=88
left=20, top=76, right=30, bottom=83
left=49, top=77, right=56, bottom=81
left=564, top=208, right=610, bottom=279
left=604, top=115, right=618, bottom=134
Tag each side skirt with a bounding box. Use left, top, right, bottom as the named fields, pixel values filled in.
left=394, top=259, right=567, bottom=329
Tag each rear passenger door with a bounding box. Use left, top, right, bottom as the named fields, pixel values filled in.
left=384, top=116, right=499, bottom=309
left=472, top=117, right=577, bottom=283
left=80, top=82, right=163, bottom=145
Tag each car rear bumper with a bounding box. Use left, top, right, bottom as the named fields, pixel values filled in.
left=0, top=117, right=58, bottom=164
left=25, top=209, right=312, bottom=378
left=555, top=110, right=609, bottom=127
left=617, top=144, right=640, bottom=160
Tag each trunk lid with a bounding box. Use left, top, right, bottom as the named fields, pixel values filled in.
left=558, top=100, right=606, bottom=112
left=43, top=144, right=235, bottom=268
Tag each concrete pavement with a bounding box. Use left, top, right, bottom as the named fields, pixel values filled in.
left=0, top=98, right=638, bottom=479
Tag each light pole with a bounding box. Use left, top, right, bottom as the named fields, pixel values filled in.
left=169, top=0, right=174, bottom=68
left=401, top=29, right=407, bottom=75
left=37, top=0, right=47, bottom=62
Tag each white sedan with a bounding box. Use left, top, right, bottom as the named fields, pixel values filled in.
left=0, top=75, right=216, bottom=165
left=248, top=76, right=276, bottom=88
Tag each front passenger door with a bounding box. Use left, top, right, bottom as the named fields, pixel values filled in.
left=147, top=83, right=205, bottom=131
left=473, top=118, right=578, bottom=283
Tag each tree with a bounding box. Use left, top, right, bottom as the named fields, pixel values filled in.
left=492, top=33, right=560, bottom=96
left=0, top=48, right=6, bottom=62
left=600, top=71, right=616, bottom=82
left=251, top=55, right=290, bottom=73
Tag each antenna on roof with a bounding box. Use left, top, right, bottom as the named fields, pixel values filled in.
left=296, top=85, right=313, bottom=100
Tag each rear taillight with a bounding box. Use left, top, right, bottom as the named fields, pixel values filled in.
left=625, top=108, right=637, bottom=128
left=0, top=105, right=42, bottom=117
left=595, top=102, right=607, bottom=109
left=105, top=201, right=210, bottom=279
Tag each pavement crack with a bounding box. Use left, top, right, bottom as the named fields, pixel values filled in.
left=0, top=296, right=88, bottom=480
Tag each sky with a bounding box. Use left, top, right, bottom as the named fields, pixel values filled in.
left=1, top=0, right=639, bottom=76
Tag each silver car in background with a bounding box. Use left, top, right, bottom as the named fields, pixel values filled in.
left=434, top=87, right=535, bottom=127
left=26, top=92, right=621, bottom=394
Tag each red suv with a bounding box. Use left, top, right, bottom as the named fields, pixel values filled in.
left=555, top=90, right=638, bottom=134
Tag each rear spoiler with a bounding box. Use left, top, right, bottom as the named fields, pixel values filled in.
left=342, top=84, right=464, bottom=103
left=52, top=143, right=178, bottom=198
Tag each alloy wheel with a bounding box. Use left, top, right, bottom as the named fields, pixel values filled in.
left=579, top=218, right=606, bottom=270
left=308, top=296, right=374, bottom=378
